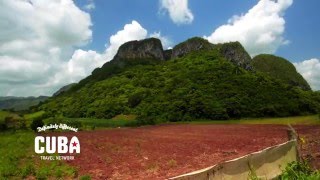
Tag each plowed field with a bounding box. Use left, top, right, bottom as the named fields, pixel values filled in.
left=60, top=124, right=320, bottom=179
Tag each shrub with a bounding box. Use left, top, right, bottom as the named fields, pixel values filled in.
left=4, top=116, right=17, bottom=129
left=30, top=117, right=44, bottom=132
left=128, top=92, right=144, bottom=108
left=278, top=161, right=320, bottom=179
left=0, top=122, right=7, bottom=131
left=64, top=120, right=82, bottom=129
left=19, top=118, right=27, bottom=130
left=80, top=175, right=91, bottom=180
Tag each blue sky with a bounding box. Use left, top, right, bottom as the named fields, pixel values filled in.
left=75, top=1, right=257, bottom=51
left=74, top=0, right=320, bottom=62
left=0, top=0, right=319, bottom=96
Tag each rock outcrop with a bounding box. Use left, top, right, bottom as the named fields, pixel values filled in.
left=171, top=37, right=213, bottom=59
left=114, top=38, right=165, bottom=61
left=216, top=42, right=252, bottom=70
left=163, top=49, right=172, bottom=60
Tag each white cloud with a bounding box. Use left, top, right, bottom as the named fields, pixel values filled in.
left=54, top=20, right=147, bottom=84
left=34, top=20, right=148, bottom=96
left=105, top=20, right=148, bottom=60
left=294, top=58, right=320, bottom=91
left=150, top=31, right=173, bottom=49
left=205, top=0, right=293, bottom=56
left=160, top=0, right=194, bottom=25
left=84, top=0, right=95, bottom=11
left=0, top=0, right=92, bottom=96
left=0, top=0, right=166, bottom=97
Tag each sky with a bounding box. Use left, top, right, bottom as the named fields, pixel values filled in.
left=0, top=0, right=319, bottom=97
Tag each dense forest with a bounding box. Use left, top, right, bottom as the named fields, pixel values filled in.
left=37, top=37, right=320, bottom=123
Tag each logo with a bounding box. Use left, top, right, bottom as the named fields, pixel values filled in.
left=34, top=124, right=80, bottom=161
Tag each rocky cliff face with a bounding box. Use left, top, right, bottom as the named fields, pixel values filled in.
left=216, top=42, right=252, bottom=70
left=112, top=37, right=252, bottom=70
left=170, top=38, right=252, bottom=71
left=163, top=49, right=172, bottom=60
left=171, top=37, right=213, bottom=59
left=114, top=38, right=165, bottom=61
left=70, top=37, right=258, bottom=92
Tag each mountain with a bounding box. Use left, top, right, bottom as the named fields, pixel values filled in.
left=68, top=38, right=166, bottom=93
left=53, top=83, right=76, bottom=97
left=251, top=54, right=311, bottom=90
left=38, top=37, right=320, bottom=122
left=0, top=96, right=49, bottom=111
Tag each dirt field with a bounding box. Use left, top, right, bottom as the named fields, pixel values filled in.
left=294, top=125, right=320, bottom=170
left=61, top=124, right=320, bottom=179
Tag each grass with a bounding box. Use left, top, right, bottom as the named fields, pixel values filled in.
left=42, top=115, right=320, bottom=131
left=112, top=114, right=137, bottom=121
left=0, top=131, right=34, bottom=178
left=0, top=111, right=11, bottom=122
left=24, top=111, right=45, bottom=120
left=0, top=130, right=78, bottom=179
left=74, top=118, right=139, bottom=128
left=278, top=161, right=320, bottom=179
left=43, top=117, right=139, bottom=129
left=172, top=115, right=320, bottom=125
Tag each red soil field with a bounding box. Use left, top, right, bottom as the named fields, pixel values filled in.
left=61, top=124, right=320, bottom=179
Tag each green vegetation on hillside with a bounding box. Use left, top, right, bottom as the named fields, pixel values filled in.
left=39, top=47, right=320, bottom=123
left=24, top=111, right=46, bottom=121
left=251, top=54, right=311, bottom=90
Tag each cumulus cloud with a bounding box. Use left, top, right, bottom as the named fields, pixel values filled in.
left=150, top=32, right=173, bottom=49
left=59, top=20, right=148, bottom=86
left=0, top=0, right=92, bottom=96
left=294, top=58, right=320, bottom=91
left=205, top=0, right=293, bottom=56
left=104, top=21, right=148, bottom=59
left=0, top=0, right=152, bottom=96
left=160, top=0, right=194, bottom=25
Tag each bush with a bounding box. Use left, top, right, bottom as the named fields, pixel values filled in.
left=4, top=116, right=17, bottom=129
left=0, top=122, right=7, bottom=131
left=64, top=120, right=82, bottom=129
left=30, top=117, right=44, bottom=132
left=278, top=161, right=320, bottom=179
left=19, top=118, right=27, bottom=130
left=137, top=116, right=156, bottom=125
left=128, top=92, right=144, bottom=108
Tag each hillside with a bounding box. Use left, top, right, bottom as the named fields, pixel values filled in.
left=53, top=83, right=76, bottom=97
left=0, top=96, right=48, bottom=111
left=251, top=54, right=311, bottom=90
left=39, top=38, right=320, bottom=122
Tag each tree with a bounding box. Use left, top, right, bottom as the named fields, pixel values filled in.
left=30, top=117, right=44, bottom=132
